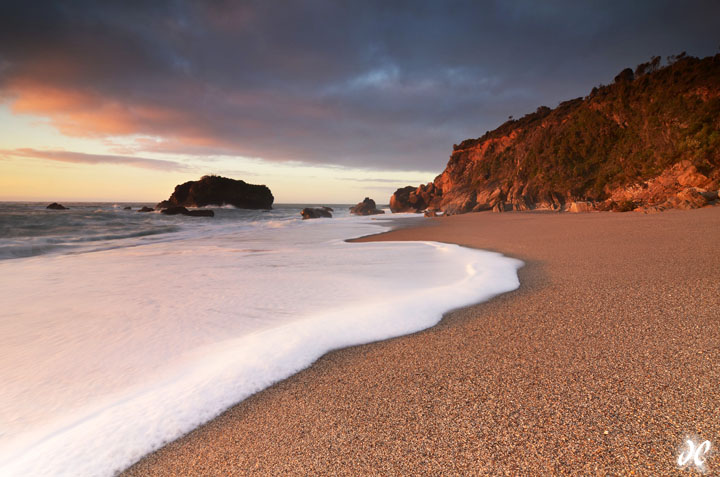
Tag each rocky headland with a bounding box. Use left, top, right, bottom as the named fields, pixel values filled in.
left=391, top=53, right=720, bottom=214
left=157, top=175, right=273, bottom=210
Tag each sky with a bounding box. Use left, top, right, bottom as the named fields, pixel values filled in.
left=0, top=0, right=718, bottom=203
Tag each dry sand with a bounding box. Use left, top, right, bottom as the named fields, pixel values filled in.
left=124, top=207, right=720, bottom=475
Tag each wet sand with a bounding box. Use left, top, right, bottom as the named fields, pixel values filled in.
left=124, top=207, right=720, bottom=475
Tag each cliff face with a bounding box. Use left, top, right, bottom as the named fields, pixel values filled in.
left=157, top=175, right=274, bottom=210
left=392, top=54, right=720, bottom=214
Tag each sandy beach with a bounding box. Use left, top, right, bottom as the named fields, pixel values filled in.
left=124, top=207, right=720, bottom=475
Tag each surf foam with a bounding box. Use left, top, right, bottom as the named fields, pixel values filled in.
left=0, top=213, right=522, bottom=476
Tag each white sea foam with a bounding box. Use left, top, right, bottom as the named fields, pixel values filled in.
left=0, top=212, right=522, bottom=476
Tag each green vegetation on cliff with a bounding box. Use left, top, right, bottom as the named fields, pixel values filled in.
left=392, top=53, right=720, bottom=214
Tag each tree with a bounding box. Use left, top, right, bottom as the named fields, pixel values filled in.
left=614, top=68, right=635, bottom=83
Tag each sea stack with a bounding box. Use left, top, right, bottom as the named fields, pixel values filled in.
left=349, top=198, right=385, bottom=216
left=156, top=175, right=274, bottom=210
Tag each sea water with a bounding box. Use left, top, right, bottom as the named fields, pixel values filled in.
left=0, top=203, right=522, bottom=476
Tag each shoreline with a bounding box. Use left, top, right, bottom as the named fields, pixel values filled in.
left=124, top=207, right=720, bottom=475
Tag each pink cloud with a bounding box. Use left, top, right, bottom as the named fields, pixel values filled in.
left=1, top=148, right=187, bottom=171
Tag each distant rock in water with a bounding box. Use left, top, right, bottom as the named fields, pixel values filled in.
left=123, top=206, right=132, bottom=210
left=160, top=206, right=215, bottom=217
left=46, top=203, right=68, bottom=210
left=390, top=53, right=720, bottom=214
left=157, top=175, right=273, bottom=210
left=301, top=207, right=333, bottom=219
left=349, top=197, right=385, bottom=216
left=137, top=206, right=154, bottom=213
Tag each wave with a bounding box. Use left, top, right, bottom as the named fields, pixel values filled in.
left=63, top=226, right=181, bottom=244
left=0, top=226, right=182, bottom=260
left=0, top=220, right=522, bottom=475
left=0, top=243, right=68, bottom=260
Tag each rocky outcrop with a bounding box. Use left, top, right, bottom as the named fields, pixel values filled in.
left=301, top=207, right=333, bottom=219
left=568, top=201, right=594, bottom=213
left=389, top=184, right=439, bottom=213
left=160, top=206, right=215, bottom=217
left=606, top=161, right=719, bottom=212
left=137, top=206, right=154, bottom=213
left=46, top=203, right=68, bottom=210
left=123, top=206, right=132, bottom=210
left=390, top=186, right=425, bottom=213
left=390, top=54, right=720, bottom=215
left=157, top=175, right=273, bottom=210
left=349, top=198, right=385, bottom=215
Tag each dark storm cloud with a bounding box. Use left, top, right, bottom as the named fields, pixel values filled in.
left=0, top=0, right=718, bottom=172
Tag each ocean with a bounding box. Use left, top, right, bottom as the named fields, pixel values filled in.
left=0, top=202, right=522, bottom=476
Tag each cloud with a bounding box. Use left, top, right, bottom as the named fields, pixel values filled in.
left=1, top=148, right=187, bottom=171
left=337, top=176, right=424, bottom=184
left=0, top=0, right=718, bottom=172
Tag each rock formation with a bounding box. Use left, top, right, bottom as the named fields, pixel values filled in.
left=160, top=206, right=214, bottom=217
left=46, top=203, right=68, bottom=210
left=391, top=54, right=720, bottom=214
left=157, top=175, right=273, bottom=210
left=301, top=207, right=333, bottom=219
left=604, top=161, right=718, bottom=213
left=568, top=202, right=594, bottom=213
left=389, top=186, right=430, bottom=213
left=349, top=198, right=385, bottom=215
left=137, top=206, right=154, bottom=213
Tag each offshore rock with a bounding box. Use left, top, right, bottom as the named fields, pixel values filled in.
left=301, top=207, right=333, bottom=219
left=349, top=197, right=385, bottom=216
left=46, top=203, right=68, bottom=210
left=160, top=206, right=215, bottom=217
left=137, top=206, right=154, bottom=213
left=157, top=175, right=273, bottom=210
